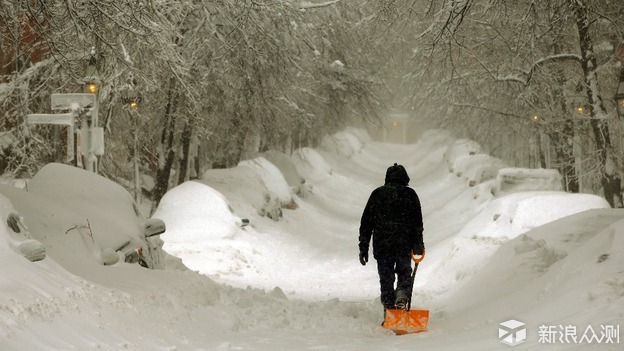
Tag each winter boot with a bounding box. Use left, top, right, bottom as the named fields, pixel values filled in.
left=395, top=290, right=408, bottom=310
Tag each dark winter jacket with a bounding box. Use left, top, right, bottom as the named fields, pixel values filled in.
left=359, top=163, right=424, bottom=259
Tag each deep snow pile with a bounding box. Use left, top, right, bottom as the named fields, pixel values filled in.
left=0, top=128, right=621, bottom=350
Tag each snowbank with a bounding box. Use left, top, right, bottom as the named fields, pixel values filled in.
left=419, top=190, right=611, bottom=297
left=438, top=209, right=624, bottom=349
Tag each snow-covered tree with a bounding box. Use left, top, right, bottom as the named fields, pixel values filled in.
left=1, top=0, right=386, bottom=210
left=392, top=0, right=624, bottom=204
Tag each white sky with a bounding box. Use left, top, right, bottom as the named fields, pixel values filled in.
left=0, top=128, right=622, bottom=350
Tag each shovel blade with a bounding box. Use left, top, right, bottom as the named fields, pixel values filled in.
left=383, top=309, right=429, bottom=335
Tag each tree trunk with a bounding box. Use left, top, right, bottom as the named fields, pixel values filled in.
left=570, top=0, right=613, bottom=204
left=550, top=70, right=579, bottom=192
left=562, top=116, right=579, bottom=192
left=550, top=13, right=579, bottom=193
left=177, top=118, right=192, bottom=184
left=151, top=80, right=178, bottom=213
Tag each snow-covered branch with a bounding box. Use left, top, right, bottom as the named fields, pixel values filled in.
left=530, top=54, right=583, bottom=72
left=451, top=102, right=524, bottom=119
left=299, top=0, right=342, bottom=10
left=496, top=54, right=583, bottom=86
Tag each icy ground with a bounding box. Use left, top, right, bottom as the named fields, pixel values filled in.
left=1, top=128, right=623, bottom=350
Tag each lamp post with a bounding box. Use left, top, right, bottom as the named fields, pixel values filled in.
left=529, top=114, right=549, bottom=168
left=529, top=114, right=539, bottom=168
left=123, top=86, right=142, bottom=203
left=82, top=46, right=100, bottom=173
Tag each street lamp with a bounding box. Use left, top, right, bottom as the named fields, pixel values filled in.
left=122, top=75, right=141, bottom=110
left=85, top=81, right=98, bottom=94
left=123, top=96, right=142, bottom=109
left=616, top=69, right=624, bottom=117
left=83, top=47, right=100, bottom=95
left=573, top=102, right=586, bottom=116
left=128, top=99, right=139, bottom=109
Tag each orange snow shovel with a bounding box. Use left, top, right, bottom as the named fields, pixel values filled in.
left=382, top=251, right=429, bottom=335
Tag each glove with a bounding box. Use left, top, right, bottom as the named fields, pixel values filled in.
left=359, top=250, right=368, bottom=266
left=413, top=242, right=425, bottom=256
left=413, top=227, right=424, bottom=255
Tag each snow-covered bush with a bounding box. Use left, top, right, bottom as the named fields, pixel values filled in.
left=0, top=131, right=29, bottom=177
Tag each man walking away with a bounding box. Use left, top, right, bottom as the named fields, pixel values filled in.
left=358, top=163, right=424, bottom=311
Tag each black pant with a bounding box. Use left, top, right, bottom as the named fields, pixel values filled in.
left=376, top=256, right=413, bottom=308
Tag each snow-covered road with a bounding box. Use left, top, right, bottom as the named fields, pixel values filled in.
left=1, top=129, right=622, bottom=350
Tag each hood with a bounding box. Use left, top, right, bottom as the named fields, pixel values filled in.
left=385, top=163, right=410, bottom=186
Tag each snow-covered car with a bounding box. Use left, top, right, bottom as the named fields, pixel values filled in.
left=0, top=193, right=46, bottom=262
left=452, top=154, right=507, bottom=187
left=444, top=139, right=482, bottom=173
left=494, top=167, right=563, bottom=196
left=0, top=163, right=166, bottom=269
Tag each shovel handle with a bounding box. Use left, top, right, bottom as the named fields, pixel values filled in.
left=411, top=250, right=425, bottom=263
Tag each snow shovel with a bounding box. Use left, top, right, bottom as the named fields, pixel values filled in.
left=382, top=251, right=429, bottom=335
